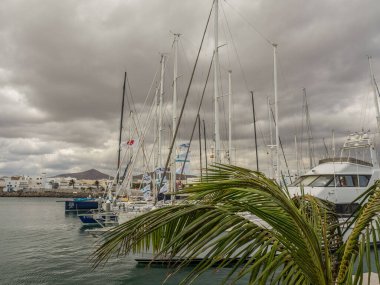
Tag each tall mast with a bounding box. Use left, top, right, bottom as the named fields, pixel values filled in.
left=295, top=135, right=299, bottom=177
left=153, top=85, right=159, bottom=204
left=303, top=88, right=313, bottom=169
left=214, top=0, right=221, bottom=163
left=153, top=85, right=159, bottom=169
left=158, top=54, right=166, bottom=168
left=203, top=119, right=208, bottom=178
left=117, top=72, right=127, bottom=185
left=251, top=91, right=259, bottom=171
left=171, top=34, right=179, bottom=199
left=368, top=56, right=380, bottom=132
left=228, top=70, right=232, bottom=164
left=198, top=114, right=203, bottom=180
left=268, top=97, right=274, bottom=179
left=273, top=43, right=280, bottom=184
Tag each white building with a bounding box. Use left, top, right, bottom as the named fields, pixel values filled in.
left=3, top=176, right=23, bottom=192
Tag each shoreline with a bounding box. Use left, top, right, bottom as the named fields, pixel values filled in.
left=0, top=191, right=104, bottom=198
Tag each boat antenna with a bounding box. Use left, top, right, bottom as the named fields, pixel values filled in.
left=159, top=0, right=214, bottom=190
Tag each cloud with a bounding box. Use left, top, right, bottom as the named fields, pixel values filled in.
left=0, top=0, right=380, bottom=176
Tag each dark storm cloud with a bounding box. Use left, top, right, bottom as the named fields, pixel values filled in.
left=0, top=0, right=380, bottom=175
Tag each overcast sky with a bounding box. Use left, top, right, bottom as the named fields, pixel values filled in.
left=1, top=0, right=380, bottom=178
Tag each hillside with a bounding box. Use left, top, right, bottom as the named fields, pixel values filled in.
left=53, top=169, right=113, bottom=180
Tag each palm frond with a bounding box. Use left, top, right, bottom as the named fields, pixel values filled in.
left=337, top=181, right=380, bottom=284
left=92, top=164, right=380, bottom=285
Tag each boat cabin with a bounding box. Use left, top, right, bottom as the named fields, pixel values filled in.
left=288, top=132, right=380, bottom=214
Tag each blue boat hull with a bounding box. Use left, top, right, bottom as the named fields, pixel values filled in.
left=65, top=200, right=99, bottom=211
left=78, top=213, right=118, bottom=226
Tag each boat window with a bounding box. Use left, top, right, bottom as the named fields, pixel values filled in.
left=327, top=175, right=371, bottom=187
left=309, top=175, right=334, bottom=187
left=358, top=175, right=371, bottom=187
left=339, top=175, right=355, bottom=187
left=289, top=177, right=303, bottom=187
left=327, top=176, right=339, bottom=187
left=298, top=176, right=319, bottom=186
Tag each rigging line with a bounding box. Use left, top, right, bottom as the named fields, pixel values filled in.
left=130, top=113, right=150, bottom=172
left=276, top=53, right=291, bottom=98
left=220, top=1, right=250, bottom=91
left=218, top=63, right=229, bottom=151
left=223, top=0, right=273, bottom=46
left=159, top=0, right=215, bottom=189
left=374, top=75, right=380, bottom=97
left=128, top=68, right=160, bottom=173
left=125, top=71, right=136, bottom=114
left=180, top=53, right=215, bottom=176
left=180, top=34, right=208, bottom=123
left=361, top=83, right=370, bottom=130
left=220, top=4, right=232, bottom=70
left=116, top=92, right=158, bottom=197
left=136, top=66, right=160, bottom=129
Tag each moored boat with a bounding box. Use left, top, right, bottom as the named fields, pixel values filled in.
left=64, top=197, right=99, bottom=212
left=288, top=132, right=380, bottom=214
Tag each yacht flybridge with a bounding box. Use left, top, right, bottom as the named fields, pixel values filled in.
left=288, top=132, right=380, bottom=214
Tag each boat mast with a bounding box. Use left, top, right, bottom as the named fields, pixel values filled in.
left=268, top=97, right=274, bottom=179
left=303, top=88, right=314, bottom=169
left=214, top=0, right=221, bottom=163
left=228, top=70, right=232, bottom=164
left=368, top=56, right=380, bottom=132
left=295, top=135, right=299, bottom=177
left=159, top=54, right=166, bottom=169
left=198, top=114, right=203, bottom=180
left=117, top=72, right=127, bottom=185
left=171, top=34, right=179, bottom=200
left=152, top=85, right=159, bottom=203
left=273, top=43, right=280, bottom=184
left=203, top=119, right=208, bottom=178
left=251, top=91, right=259, bottom=171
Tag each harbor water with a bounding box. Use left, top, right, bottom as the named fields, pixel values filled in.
left=0, top=198, right=248, bottom=285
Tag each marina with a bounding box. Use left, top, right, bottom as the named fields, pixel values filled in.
left=2, top=0, right=380, bottom=284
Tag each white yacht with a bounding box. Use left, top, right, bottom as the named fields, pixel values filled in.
left=288, top=132, right=380, bottom=214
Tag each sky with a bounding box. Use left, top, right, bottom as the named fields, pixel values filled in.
left=1, top=0, right=380, bottom=178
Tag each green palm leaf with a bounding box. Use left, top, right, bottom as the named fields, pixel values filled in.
left=92, top=164, right=380, bottom=285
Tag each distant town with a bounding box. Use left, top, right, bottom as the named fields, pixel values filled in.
left=0, top=169, right=112, bottom=193
left=0, top=168, right=197, bottom=196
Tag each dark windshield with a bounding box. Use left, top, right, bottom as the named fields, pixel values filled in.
left=289, top=175, right=371, bottom=187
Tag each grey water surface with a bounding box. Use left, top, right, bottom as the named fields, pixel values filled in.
left=0, top=198, right=248, bottom=285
